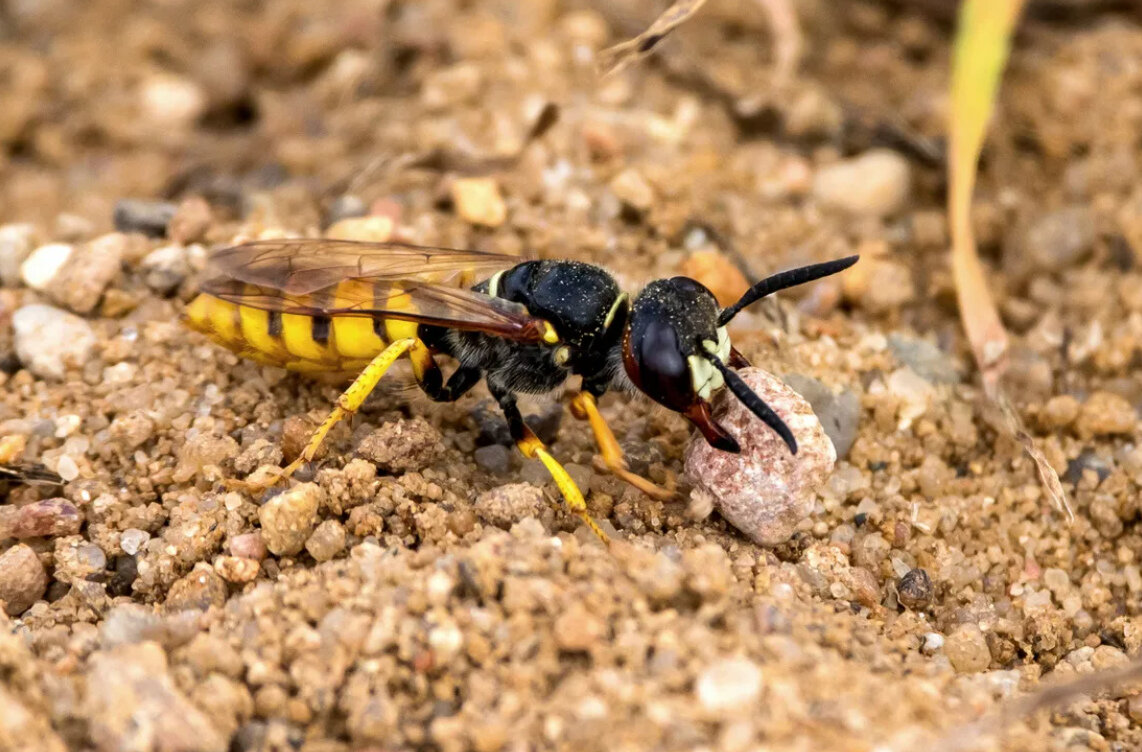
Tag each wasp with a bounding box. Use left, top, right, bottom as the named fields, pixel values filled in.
left=0, top=464, right=63, bottom=486
left=184, top=239, right=856, bottom=542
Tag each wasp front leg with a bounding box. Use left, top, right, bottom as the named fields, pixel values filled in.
left=568, top=391, right=674, bottom=501
left=231, top=337, right=419, bottom=493
left=491, top=386, right=609, bottom=544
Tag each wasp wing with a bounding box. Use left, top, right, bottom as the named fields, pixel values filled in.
left=0, top=463, right=63, bottom=486
left=201, top=239, right=551, bottom=343
left=206, top=238, right=516, bottom=295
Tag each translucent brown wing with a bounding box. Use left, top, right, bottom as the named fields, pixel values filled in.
left=0, top=463, right=63, bottom=486
left=201, top=239, right=553, bottom=343
left=206, top=238, right=516, bottom=294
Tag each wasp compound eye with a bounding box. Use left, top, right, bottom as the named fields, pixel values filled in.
left=622, top=317, right=694, bottom=412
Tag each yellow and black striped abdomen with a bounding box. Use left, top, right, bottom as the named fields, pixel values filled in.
left=184, top=278, right=423, bottom=373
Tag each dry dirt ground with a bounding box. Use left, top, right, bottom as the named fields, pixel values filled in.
left=3, top=1, right=1142, bottom=750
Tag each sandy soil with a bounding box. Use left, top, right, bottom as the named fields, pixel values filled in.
left=3, top=1, right=1142, bottom=750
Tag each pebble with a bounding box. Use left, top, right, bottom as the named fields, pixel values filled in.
left=684, top=368, right=836, bottom=545
left=0, top=223, right=36, bottom=287
left=945, top=624, right=991, bottom=673
left=305, top=520, right=346, bottom=562
left=46, top=233, right=126, bottom=313
left=695, top=657, right=763, bottom=715
left=451, top=177, right=507, bottom=227
left=113, top=199, right=178, bottom=238
left=12, top=304, right=97, bottom=380
left=0, top=543, right=48, bottom=615
left=326, top=215, right=394, bottom=242
left=324, top=195, right=368, bottom=227
left=140, top=244, right=191, bottom=295
left=474, top=483, right=545, bottom=530
left=20, top=243, right=73, bottom=291
left=609, top=169, right=655, bottom=212
left=214, top=556, right=260, bottom=584
left=229, top=532, right=267, bottom=561
left=100, top=604, right=166, bottom=647
left=0, top=498, right=82, bottom=539
left=473, top=444, right=512, bottom=475
left=553, top=604, right=606, bottom=652
left=1040, top=394, right=1081, bottom=429
left=86, top=643, right=226, bottom=752
left=120, top=528, right=151, bottom=556
left=168, top=197, right=213, bottom=244
left=896, top=568, right=933, bottom=610
left=1017, top=206, right=1096, bottom=273
left=678, top=250, right=750, bottom=308
left=356, top=417, right=444, bottom=473
left=887, top=335, right=960, bottom=384
left=139, top=73, right=208, bottom=129
left=1075, top=391, right=1135, bottom=437
left=782, top=374, right=861, bottom=459
left=259, top=483, right=323, bottom=556
left=842, top=257, right=915, bottom=314
left=165, top=566, right=228, bottom=612
left=812, top=149, right=911, bottom=217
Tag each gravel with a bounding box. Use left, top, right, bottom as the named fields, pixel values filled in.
left=812, top=149, right=912, bottom=217
left=0, top=544, right=48, bottom=615
left=12, top=304, right=97, bottom=380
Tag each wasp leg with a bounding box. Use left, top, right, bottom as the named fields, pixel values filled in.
left=492, top=387, right=609, bottom=544
left=568, top=392, right=674, bottom=501
left=408, top=345, right=482, bottom=403
left=231, top=337, right=419, bottom=493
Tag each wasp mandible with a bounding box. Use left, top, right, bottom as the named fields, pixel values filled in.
left=185, top=239, right=857, bottom=542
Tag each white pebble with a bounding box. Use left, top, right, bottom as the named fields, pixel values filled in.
left=120, top=528, right=151, bottom=556
left=56, top=454, right=79, bottom=481
left=0, top=223, right=37, bottom=287
left=12, top=304, right=97, bottom=380
left=812, top=149, right=911, bottom=217
left=695, top=657, right=763, bottom=715
left=20, top=243, right=73, bottom=290
left=922, top=632, right=945, bottom=654
left=684, top=368, right=836, bottom=545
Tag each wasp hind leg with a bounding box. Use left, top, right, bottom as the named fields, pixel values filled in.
left=230, top=337, right=419, bottom=494
left=491, top=387, right=609, bottom=544
left=569, top=392, right=674, bottom=501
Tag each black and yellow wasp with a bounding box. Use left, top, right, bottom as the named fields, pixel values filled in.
left=185, top=239, right=856, bottom=542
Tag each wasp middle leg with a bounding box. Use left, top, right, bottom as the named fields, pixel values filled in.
left=568, top=392, right=674, bottom=501
left=232, top=337, right=419, bottom=493
left=491, top=386, right=609, bottom=544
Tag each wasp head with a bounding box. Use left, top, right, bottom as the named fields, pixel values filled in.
left=620, top=256, right=859, bottom=455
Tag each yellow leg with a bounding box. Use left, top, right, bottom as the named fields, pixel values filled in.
left=517, top=430, right=609, bottom=544
left=230, top=337, right=418, bottom=493
left=569, top=393, right=674, bottom=501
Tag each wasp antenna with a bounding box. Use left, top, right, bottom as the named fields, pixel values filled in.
left=709, top=358, right=798, bottom=455
left=717, top=255, right=860, bottom=327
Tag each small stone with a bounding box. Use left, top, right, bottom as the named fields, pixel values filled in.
left=139, top=74, right=207, bottom=129
left=113, top=199, right=178, bottom=238
left=305, top=520, right=346, bottom=562
left=1016, top=206, right=1096, bottom=274
left=888, top=335, right=960, bottom=384
left=922, top=632, right=945, bottom=655
left=42, top=234, right=125, bottom=313
left=56, top=455, right=79, bottom=481
left=20, top=243, right=73, bottom=291
left=356, top=417, right=444, bottom=473
left=553, top=604, right=606, bottom=652
left=108, top=555, right=138, bottom=597
left=812, top=149, right=911, bottom=217
left=684, top=368, right=836, bottom=546
left=259, top=483, right=323, bottom=556
left=12, top=304, right=97, bottom=380
left=451, top=177, right=507, bottom=227
left=165, top=565, right=228, bottom=612
left=842, top=256, right=915, bottom=314
left=897, top=568, right=933, bottom=610
left=474, top=483, right=545, bottom=529
left=1128, top=694, right=1142, bottom=724
left=945, top=624, right=991, bottom=673
left=326, top=215, right=394, bottom=242
left=609, top=169, right=655, bottom=212
left=214, top=556, right=260, bottom=584
left=119, top=528, right=151, bottom=556
left=782, top=374, right=861, bottom=459
left=0, top=498, right=82, bottom=538
left=474, top=444, right=512, bottom=475
left=0, top=543, right=48, bottom=615
left=1076, top=391, right=1135, bottom=437
left=100, top=603, right=166, bottom=647
left=0, top=224, right=37, bottom=287
left=173, top=434, right=240, bottom=483
left=168, top=197, right=213, bottom=244
left=695, top=657, right=763, bottom=715
left=54, top=539, right=107, bottom=584
left=1040, top=394, right=1081, bottom=429
left=228, top=532, right=267, bottom=561
left=140, top=244, right=191, bottom=295
left=324, top=195, right=368, bottom=227
left=678, top=251, right=750, bottom=308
